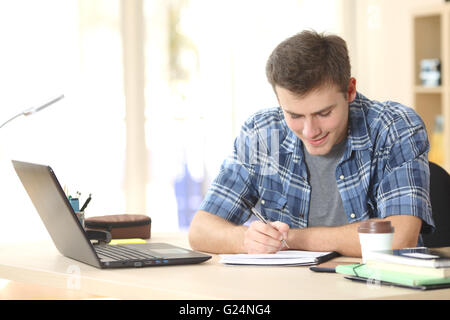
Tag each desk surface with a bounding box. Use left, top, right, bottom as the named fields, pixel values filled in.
left=0, top=232, right=449, bottom=300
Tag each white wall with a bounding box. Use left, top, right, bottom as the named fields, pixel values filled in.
left=352, top=0, right=442, bottom=106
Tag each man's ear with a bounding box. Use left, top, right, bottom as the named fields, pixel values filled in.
left=347, top=77, right=357, bottom=102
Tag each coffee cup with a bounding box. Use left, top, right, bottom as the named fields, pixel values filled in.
left=357, top=220, right=394, bottom=263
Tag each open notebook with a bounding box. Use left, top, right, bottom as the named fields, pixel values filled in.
left=219, top=250, right=338, bottom=266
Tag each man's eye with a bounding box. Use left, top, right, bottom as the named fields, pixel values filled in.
left=319, top=111, right=331, bottom=117
left=290, top=114, right=302, bottom=119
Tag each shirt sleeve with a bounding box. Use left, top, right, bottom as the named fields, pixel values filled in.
left=198, top=121, right=258, bottom=225
left=375, top=111, right=435, bottom=234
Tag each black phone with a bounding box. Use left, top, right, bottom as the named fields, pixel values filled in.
left=309, top=261, right=358, bottom=273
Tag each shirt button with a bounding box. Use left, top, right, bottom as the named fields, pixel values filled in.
left=261, top=200, right=265, bottom=205
left=350, top=213, right=356, bottom=219
left=339, top=175, right=345, bottom=180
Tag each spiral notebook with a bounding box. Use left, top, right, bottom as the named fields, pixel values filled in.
left=219, top=250, right=338, bottom=266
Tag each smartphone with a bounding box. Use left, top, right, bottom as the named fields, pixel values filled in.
left=309, top=261, right=358, bottom=273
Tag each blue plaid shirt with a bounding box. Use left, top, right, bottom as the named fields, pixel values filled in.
left=199, top=92, right=435, bottom=234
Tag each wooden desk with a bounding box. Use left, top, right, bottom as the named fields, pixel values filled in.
left=0, top=232, right=448, bottom=300
left=0, top=278, right=104, bottom=300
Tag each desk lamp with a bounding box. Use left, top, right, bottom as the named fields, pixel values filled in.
left=0, top=94, right=64, bottom=129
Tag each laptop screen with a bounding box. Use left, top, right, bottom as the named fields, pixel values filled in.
left=12, top=160, right=101, bottom=267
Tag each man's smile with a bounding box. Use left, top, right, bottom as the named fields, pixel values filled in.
left=305, top=133, right=329, bottom=147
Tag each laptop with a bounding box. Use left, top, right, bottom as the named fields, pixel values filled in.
left=12, top=160, right=211, bottom=269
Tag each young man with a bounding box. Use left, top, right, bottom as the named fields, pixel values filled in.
left=188, top=30, right=435, bottom=257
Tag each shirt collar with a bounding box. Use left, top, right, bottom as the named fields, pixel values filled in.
left=278, top=108, right=300, bottom=154
left=347, top=92, right=373, bottom=151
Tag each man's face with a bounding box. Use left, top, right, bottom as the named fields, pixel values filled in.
left=276, top=79, right=356, bottom=156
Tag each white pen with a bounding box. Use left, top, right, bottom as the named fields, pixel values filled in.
left=242, top=198, right=290, bottom=249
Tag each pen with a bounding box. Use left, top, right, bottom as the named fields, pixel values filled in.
left=80, top=193, right=92, bottom=212
left=241, top=198, right=289, bottom=249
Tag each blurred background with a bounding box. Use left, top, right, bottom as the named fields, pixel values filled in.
left=0, top=0, right=446, bottom=242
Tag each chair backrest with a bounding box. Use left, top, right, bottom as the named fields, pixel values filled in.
left=422, top=161, right=450, bottom=248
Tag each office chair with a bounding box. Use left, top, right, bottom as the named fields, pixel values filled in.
left=422, top=161, right=450, bottom=248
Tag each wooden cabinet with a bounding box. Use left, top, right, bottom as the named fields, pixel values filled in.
left=412, top=3, right=450, bottom=172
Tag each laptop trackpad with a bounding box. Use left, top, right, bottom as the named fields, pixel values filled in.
left=148, top=248, right=191, bottom=258
left=125, top=243, right=192, bottom=258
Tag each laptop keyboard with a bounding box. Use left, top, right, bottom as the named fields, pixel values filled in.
left=95, top=245, right=157, bottom=262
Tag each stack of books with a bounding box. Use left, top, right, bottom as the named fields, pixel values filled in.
left=336, top=247, right=450, bottom=290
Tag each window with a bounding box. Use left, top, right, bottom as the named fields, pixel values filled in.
left=0, top=0, right=126, bottom=241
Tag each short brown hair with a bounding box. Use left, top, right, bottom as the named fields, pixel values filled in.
left=266, top=30, right=351, bottom=96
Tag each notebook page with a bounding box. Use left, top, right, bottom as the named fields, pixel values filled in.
left=219, top=250, right=333, bottom=265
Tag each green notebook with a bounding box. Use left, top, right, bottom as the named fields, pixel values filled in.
left=336, top=264, right=450, bottom=287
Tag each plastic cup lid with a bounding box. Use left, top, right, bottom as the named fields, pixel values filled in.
left=357, top=220, right=394, bottom=233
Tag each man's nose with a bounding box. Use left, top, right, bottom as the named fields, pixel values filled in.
left=302, top=117, right=321, bottom=139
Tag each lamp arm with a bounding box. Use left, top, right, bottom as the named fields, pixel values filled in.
left=0, top=94, right=64, bottom=129
left=0, top=113, right=23, bottom=129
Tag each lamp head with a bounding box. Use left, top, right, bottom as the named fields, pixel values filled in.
left=22, top=94, right=64, bottom=116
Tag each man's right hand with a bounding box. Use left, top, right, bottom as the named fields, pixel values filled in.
left=243, top=220, right=289, bottom=254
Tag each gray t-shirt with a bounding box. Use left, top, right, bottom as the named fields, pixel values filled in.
left=304, top=139, right=348, bottom=227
